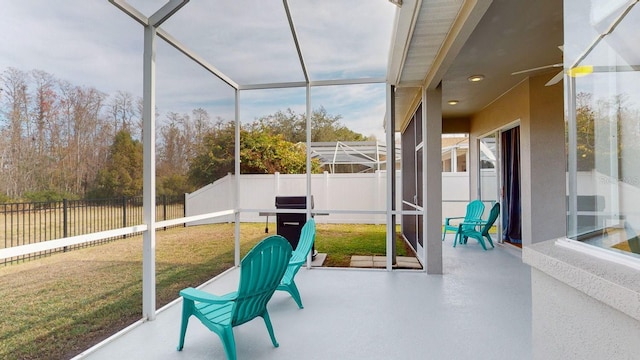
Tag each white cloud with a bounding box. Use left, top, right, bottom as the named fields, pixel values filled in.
left=1, top=0, right=395, bottom=141
left=0, top=1, right=143, bottom=95
left=310, top=84, right=388, bottom=140
left=289, top=0, right=396, bottom=79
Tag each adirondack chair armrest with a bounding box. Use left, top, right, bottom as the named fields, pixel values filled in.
left=459, top=219, right=486, bottom=226
left=289, top=258, right=306, bottom=267
left=445, top=216, right=465, bottom=225
left=180, top=287, right=238, bottom=303
left=458, top=220, right=487, bottom=232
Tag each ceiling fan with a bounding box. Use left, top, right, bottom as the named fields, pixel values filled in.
left=511, top=46, right=564, bottom=86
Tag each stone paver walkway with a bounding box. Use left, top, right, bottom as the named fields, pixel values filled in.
left=349, top=255, right=422, bottom=269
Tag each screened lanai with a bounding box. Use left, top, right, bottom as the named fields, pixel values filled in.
left=5, top=1, right=640, bottom=359
left=106, top=0, right=412, bottom=321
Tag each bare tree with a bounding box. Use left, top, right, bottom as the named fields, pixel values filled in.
left=0, top=68, right=32, bottom=197
left=158, top=112, right=189, bottom=176
left=58, top=81, right=108, bottom=194
left=191, top=107, right=212, bottom=152
left=106, top=91, right=138, bottom=138
left=30, top=70, right=61, bottom=190
left=0, top=66, right=216, bottom=199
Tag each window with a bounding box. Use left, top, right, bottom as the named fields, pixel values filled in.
left=565, top=0, right=640, bottom=258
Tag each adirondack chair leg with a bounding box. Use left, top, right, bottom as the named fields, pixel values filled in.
left=219, top=326, right=237, bottom=360
left=484, top=234, right=495, bottom=248
left=477, top=237, right=488, bottom=250
left=177, top=299, right=193, bottom=351
left=284, top=281, right=303, bottom=309
left=261, top=311, right=279, bottom=347
left=454, top=231, right=465, bottom=247
left=277, top=282, right=303, bottom=308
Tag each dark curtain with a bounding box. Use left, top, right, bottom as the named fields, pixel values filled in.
left=501, top=127, right=522, bottom=243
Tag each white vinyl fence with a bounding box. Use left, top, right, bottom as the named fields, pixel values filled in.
left=186, top=171, right=395, bottom=225
left=185, top=171, right=496, bottom=225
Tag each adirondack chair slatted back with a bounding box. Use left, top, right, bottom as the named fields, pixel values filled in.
left=277, top=218, right=316, bottom=308
left=463, top=200, right=485, bottom=231
left=233, top=236, right=292, bottom=327
left=481, top=203, right=501, bottom=236
left=290, top=219, right=315, bottom=268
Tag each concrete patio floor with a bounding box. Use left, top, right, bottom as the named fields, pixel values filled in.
left=75, top=235, right=531, bottom=360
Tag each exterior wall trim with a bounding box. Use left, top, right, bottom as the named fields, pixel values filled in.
left=523, top=239, right=640, bottom=322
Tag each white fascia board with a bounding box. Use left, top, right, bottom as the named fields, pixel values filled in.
left=386, top=0, right=421, bottom=85
left=395, top=81, right=423, bottom=88
left=109, top=0, right=149, bottom=26
left=149, top=0, right=189, bottom=27
left=156, top=28, right=239, bottom=90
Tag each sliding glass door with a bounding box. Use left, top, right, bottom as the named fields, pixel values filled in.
left=478, top=133, right=500, bottom=242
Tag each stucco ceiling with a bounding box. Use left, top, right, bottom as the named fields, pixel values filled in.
left=390, top=0, right=563, bottom=128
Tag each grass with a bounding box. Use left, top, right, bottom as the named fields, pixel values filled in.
left=0, top=222, right=413, bottom=360
left=316, top=223, right=411, bottom=266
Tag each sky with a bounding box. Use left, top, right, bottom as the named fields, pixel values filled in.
left=0, top=0, right=397, bottom=141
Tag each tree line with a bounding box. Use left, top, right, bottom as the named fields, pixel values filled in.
left=0, top=67, right=370, bottom=202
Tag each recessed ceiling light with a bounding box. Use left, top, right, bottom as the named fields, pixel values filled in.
left=468, top=75, right=485, bottom=82
left=448, top=100, right=459, bottom=105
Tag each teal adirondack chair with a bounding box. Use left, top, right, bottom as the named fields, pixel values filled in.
left=277, top=218, right=316, bottom=309
left=442, top=200, right=485, bottom=244
left=177, top=235, right=292, bottom=360
left=456, top=202, right=500, bottom=250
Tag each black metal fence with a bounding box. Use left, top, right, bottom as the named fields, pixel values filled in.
left=1, top=195, right=185, bottom=265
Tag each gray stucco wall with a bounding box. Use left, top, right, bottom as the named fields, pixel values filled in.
left=524, top=240, right=640, bottom=360
left=522, top=75, right=566, bottom=244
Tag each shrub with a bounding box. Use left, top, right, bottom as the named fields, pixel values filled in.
left=0, top=193, right=11, bottom=203
left=23, top=190, right=78, bottom=203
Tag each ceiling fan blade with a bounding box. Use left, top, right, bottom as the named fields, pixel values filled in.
left=545, top=70, right=564, bottom=86
left=511, top=63, right=563, bottom=76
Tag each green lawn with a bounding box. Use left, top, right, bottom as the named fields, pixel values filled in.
left=0, top=222, right=413, bottom=360
left=316, top=223, right=411, bottom=266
